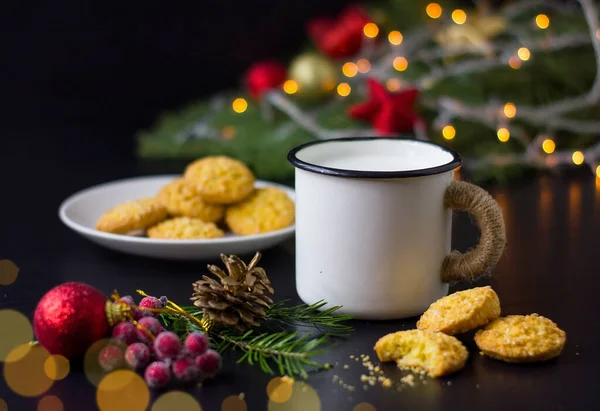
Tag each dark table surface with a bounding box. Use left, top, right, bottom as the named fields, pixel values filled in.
left=1, top=128, right=600, bottom=411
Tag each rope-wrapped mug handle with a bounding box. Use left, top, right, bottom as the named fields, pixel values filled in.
left=441, top=180, right=506, bottom=283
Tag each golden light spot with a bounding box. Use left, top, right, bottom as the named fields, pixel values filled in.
left=151, top=391, right=202, bottom=411
left=38, top=395, right=63, bottom=411
left=353, top=403, right=376, bottom=411
left=0, top=398, right=7, bottom=411
left=283, top=80, right=298, bottom=95
left=356, top=59, right=371, bottom=73
left=508, top=56, right=521, bottom=69
left=97, top=370, right=149, bottom=411
left=442, top=125, right=456, bottom=140
left=497, top=128, right=510, bottom=142
left=4, top=344, right=53, bottom=397
left=0, top=309, right=33, bottom=361
left=517, top=47, right=531, bottom=61
left=0, top=260, right=19, bottom=285
left=267, top=381, right=320, bottom=411
left=393, top=57, right=408, bottom=71
left=426, top=3, right=442, bottom=19
left=596, top=165, right=600, bottom=178
left=503, top=103, right=517, bottom=118
left=267, top=377, right=294, bottom=403
left=363, top=23, right=379, bottom=38
left=342, top=62, right=358, bottom=78
left=44, top=355, right=70, bottom=381
left=386, top=78, right=402, bottom=92
left=542, top=139, right=556, bottom=154
left=337, top=83, right=351, bottom=97
left=388, top=31, right=403, bottom=45
left=452, top=9, right=467, bottom=25
left=221, top=126, right=236, bottom=140
left=232, top=98, right=248, bottom=113
left=84, top=339, right=120, bottom=387
left=536, top=14, right=550, bottom=29
left=572, top=151, right=584, bottom=165
left=221, top=395, right=247, bottom=411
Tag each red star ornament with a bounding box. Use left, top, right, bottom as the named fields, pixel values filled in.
left=348, top=78, right=423, bottom=134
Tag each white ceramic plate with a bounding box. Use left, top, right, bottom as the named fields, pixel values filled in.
left=58, top=175, right=296, bottom=260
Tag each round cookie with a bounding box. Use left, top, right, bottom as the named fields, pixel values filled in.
left=96, top=198, right=167, bottom=235
left=183, top=156, right=255, bottom=204
left=156, top=178, right=225, bottom=222
left=147, top=217, right=224, bottom=240
left=474, top=314, right=566, bottom=363
left=374, top=329, right=468, bottom=378
left=417, top=286, right=501, bottom=335
left=225, top=187, right=295, bottom=236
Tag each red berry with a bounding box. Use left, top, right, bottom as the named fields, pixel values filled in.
left=136, top=316, right=162, bottom=343
left=154, top=332, right=181, bottom=360
left=112, top=322, right=137, bottom=345
left=98, top=345, right=124, bottom=372
left=184, top=332, right=209, bottom=356
left=171, top=357, right=200, bottom=383
left=124, top=343, right=150, bottom=370
left=119, top=295, right=135, bottom=306
left=195, top=349, right=221, bottom=377
left=138, top=296, right=163, bottom=317
left=144, top=361, right=171, bottom=389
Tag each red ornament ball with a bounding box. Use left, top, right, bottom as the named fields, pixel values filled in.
left=245, top=61, right=287, bottom=99
left=33, top=282, right=112, bottom=359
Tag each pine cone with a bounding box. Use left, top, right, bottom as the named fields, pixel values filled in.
left=191, top=252, right=274, bottom=332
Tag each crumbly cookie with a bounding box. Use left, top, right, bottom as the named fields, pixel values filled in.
left=225, top=187, right=295, bottom=236
left=474, top=314, right=566, bottom=363
left=156, top=178, right=225, bottom=222
left=417, top=286, right=501, bottom=335
left=96, top=198, right=167, bottom=234
left=374, top=329, right=468, bottom=378
left=183, top=156, right=255, bottom=204
left=147, top=217, right=224, bottom=240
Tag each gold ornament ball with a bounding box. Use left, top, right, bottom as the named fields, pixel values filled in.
left=288, top=53, right=339, bottom=100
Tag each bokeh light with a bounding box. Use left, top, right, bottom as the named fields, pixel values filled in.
left=363, top=23, right=379, bottom=38
left=452, top=9, right=467, bottom=25
left=96, top=370, right=149, bottom=411
left=4, top=343, right=54, bottom=397
left=221, top=395, right=247, bottom=411
left=342, top=62, right=358, bottom=78
left=84, top=339, right=122, bottom=387
left=0, top=309, right=33, bottom=361
left=0, top=260, right=19, bottom=285
left=267, top=381, right=320, bottom=411
left=386, top=78, right=402, bottom=92
left=232, top=98, right=248, bottom=113
left=337, top=83, right=351, bottom=97
left=517, top=47, right=531, bottom=61
left=0, top=398, right=7, bottom=411
left=267, top=377, right=294, bottom=403
left=38, top=395, right=64, bottom=411
left=497, top=128, right=510, bottom=142
left=353, top=403, right=376, bottom=411
left=542, top=139, right=556, bottom=154
left=393, top=57, right=408, bottom=71
left=283, top=80, right=298, bottom=95
left=536, top=14, right=550, bottom=29
left=426, top=3, right=442, bottom=19
left=596, top=165, right=600, bottom=178
left=503, top=103, right=517, bottom=118
left=356, top=59, right=371, bottom=73
left=151, top=391, right=202, bottom=411
left=572, top=151, right=584, bottom=165
left=388, top=31, right=403, bottom=45
left=44, top=355, right=70, bottom=381
left=509, top=56, right=522, bottom=69
left=442, top=125, right=456, bottom=140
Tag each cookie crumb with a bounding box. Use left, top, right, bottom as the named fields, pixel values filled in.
left=401, top=374, right=415, bottom=387
left=476, top=384, right=481, bottom=389
left=363, top=385, right=369, bottom=391
left=343, top=364, right=349, bottom=369
left=382, top=378, right=393, bottom=388
left=350, top=355, right=355, bottom=359
left=447, top=381, right=452, bottom=387
left=239, top=393, right=245, bottom=400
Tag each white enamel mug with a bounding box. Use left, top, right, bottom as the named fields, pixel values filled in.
left=288, top=138, right=506, bottom=319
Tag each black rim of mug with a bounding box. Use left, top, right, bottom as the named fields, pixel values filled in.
left=287, top=137, right=462, bottom=179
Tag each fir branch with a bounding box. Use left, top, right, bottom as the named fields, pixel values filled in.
left=267, top=300, right=354, bottom=336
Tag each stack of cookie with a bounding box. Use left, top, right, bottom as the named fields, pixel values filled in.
left=96, top=156, right=295, bottom=240
left=374, top=286, right=566, bottom=378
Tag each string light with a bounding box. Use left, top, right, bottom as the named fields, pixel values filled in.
left=452, top=10, right=467, bottom=25
left=363, top=23, right=379, bottom=38
left=572, top=151, right=584, bottom=165
left=426, top=3, right=442, bottom=19
left=388, top=31, right=403, bottom=46
left=283, top=80, right=298, bottom=95
left=342, top=62, right=358, bottom=77
left=542, top=139, right=556, bottom=154
left=503, top=103, right=517, bottom=118
left=393, top=57, right=408, bottom=71
left=386, top=78, right=402, bottom=92
left=535, top=14, right=550, bottom=29
left=497, top=127, right=510, bottom=142
left=232, top=98, right=248, bottom=113
left=517, top=47, right=531, bottom=61
left=508, top=56, right=522, bottom=69
left=356, top=59, right=371, bottom=73
left=442, top=125, right=456, bottom=140
left=337, top=83, right=351, bottom=97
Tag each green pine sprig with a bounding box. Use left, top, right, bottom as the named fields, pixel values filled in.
left=266, top=300, right=354, bottom=336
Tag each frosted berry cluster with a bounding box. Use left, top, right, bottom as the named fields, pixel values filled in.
left=97, top=294, right=222, bottom=390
